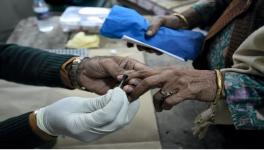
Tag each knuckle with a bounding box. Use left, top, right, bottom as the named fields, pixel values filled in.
left=178, top=77, right=187, bottom=85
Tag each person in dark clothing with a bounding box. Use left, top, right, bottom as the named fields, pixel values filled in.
left=0, top=44, right=147, bottom=148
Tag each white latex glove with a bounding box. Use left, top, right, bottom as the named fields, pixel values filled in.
left=35, top=87, right=140, bottom=142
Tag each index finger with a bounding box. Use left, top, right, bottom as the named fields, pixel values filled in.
left=124, top=68, right=161, bottom=82
left=123, top=57, right=150, bottom=71
left=130, top=74, right=164, bottom=100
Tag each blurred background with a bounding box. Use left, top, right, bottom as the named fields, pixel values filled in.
left=0, top=0, right=197, bottom=43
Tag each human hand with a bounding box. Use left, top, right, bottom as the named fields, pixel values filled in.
left=127, top=14, right=188, bottom=55
left=35, top=87, right=139, bottom=142
left=146, top=15, right=189, bottom=37
left=127, top=67, right=217, bottom=111
left=77, top=56, right=148, bottom=95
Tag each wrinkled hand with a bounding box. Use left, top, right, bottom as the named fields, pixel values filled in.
left=127, top=15, right=188, bottom=54
left=78, top=56, right=148, bottom=95
left=36, top=87, right=140, bottom=142
left=126, top=67, right=217, bottom=111
left=146, top=15, right=188, bottom=36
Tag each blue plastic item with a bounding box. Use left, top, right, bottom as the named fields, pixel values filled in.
left=100, top=5, right=205, bottom=61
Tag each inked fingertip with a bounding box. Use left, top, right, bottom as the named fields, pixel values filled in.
left=117, top=75, right=123, bottom=81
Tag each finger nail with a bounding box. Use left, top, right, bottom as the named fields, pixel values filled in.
left=147, top=30, right=153, bottom=36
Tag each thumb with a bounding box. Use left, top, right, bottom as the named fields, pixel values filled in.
left=83, top=87, right=127, bottom=127
left=146, top=25, right=158, bottom=37
left=146, top=17, right=164, bottom=37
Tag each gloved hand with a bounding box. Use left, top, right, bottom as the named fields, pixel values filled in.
left=35, top=87, right=139, bottom=142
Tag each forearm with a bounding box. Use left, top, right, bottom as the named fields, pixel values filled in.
left=167, top=0, right=230, bottom=29
left=0, top=44, right=75, bottom=87
left=0, top=112, right=56, bottom=148
left=177, top=8, right=203, bottom=29
left=224, top=72, right=264, bottom=130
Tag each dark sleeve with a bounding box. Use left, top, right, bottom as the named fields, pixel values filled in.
left=0, top=44, right=75, bottom=87
left=191, top=0, right=231, bottom=27
left=0, top=112, right=55, bottom=148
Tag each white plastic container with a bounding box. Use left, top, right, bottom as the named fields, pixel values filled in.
left=60, top=7, right=110, bottom=33
left=33, top=0, right=54, bottom=32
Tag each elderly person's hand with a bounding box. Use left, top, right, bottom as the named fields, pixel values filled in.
left=126, top=67, right=217, bottom=111
left=127, top=7, right=201, bottom=55
left=75, top=56, right=147, bottom=95
left=127, top=15, right=187, bottom=55
left=146, top=15, right=189, bottom=37
left=127, top=13, right=190, bottom=55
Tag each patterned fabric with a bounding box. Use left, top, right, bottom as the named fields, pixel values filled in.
left=192, top=0, right=264, bottom=129
left=224, top=72, right=264, bottom=129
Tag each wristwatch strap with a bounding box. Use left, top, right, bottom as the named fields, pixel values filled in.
left=60, top=57, right=78, bottom=89
left=69, top=57, right=86, bottom=90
